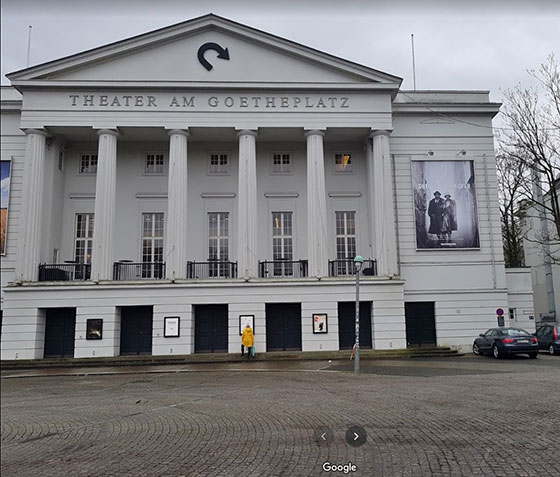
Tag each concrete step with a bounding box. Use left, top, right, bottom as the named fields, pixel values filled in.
left=1, top=347, right=463, bottom=370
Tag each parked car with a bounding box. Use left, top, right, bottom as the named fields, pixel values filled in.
left=534, top=323, right=560, bottom=355
left=472, top=328, right=539, bottom=359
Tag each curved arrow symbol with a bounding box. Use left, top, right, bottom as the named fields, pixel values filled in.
left=198, top=42, right=230, bottom=71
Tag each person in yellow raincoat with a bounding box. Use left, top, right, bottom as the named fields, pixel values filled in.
left=241, top=324, right=254, bottom=359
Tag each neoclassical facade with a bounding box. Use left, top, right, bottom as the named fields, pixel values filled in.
left=0, top=14, right=533, bottom=360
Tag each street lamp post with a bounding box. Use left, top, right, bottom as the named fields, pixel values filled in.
left=354, top=255, right=364, bottom=374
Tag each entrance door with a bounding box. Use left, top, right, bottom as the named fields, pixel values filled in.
left=405, top=302, right=436, bottom=347
left=266, top=303, right=302, bottom=351
left=338, top=302, right=372, bottom=350
left=44, top=308, right=76, bottom=358
left=194, top=304, right=228, bottom=353
left=120, top=306, right=153, bottom=355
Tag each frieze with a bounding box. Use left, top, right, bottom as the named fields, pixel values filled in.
left=68, top=94, right=350, bottom=110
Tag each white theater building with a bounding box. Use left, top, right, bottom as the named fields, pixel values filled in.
left=0, top=14, right=533, bottom=360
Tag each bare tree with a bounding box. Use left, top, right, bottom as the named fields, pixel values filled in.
left=498, top=54, right=560, bottom=264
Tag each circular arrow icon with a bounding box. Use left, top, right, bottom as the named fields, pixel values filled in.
left=198, top=42, right=230, bottom=71
left=345, top=425, right=367, bottom=447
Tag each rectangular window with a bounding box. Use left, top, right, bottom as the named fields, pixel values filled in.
left=209, top=153, right=229, bottom=174
left=272, top=212, right=293, bottom=277
left=334, top=153, right=352, bottom=173
left=79, top=154, right=98, bottom=174
left=208, top=212, right=230, bottom=277
left=335, top=211, right=356, bottom=275
left=142, top=213, right=164, bottom=278
left=145, top=153, right=164, bottom=174
left=75, top=213, right=94, bottom=279
left=272, top=152, right=291, bottom=174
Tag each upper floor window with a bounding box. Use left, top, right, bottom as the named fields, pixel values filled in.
left=335, top=211, right=356, bottom=275
left=272, top=152, right=292, bottom=174
left=79, top=154, right=98, bottom=174
left=141, top=212, right=164, bottom=278
left=75, top=213, right=94, bottom=264
left=272, top=211, right=294, bottom=277
left=209, top=153, right=230, bottom=175
left=145, top=153, right=164, bottom=174
left=334, top=153, right=353, bottom=173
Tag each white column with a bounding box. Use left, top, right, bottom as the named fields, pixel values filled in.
left=15, top=129, right=49, bottom=281
left=165, top=129, right=190, bottom=279
left=370, top=130, right=398, bottom=276
left=237, top=130, right=258, bottom=279
left=305, top=130, right=328, bottom=278
left=91, top=129, right=119, bottom=281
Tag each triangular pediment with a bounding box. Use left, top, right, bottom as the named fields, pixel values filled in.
left=8, top=14, right=401, bottom=87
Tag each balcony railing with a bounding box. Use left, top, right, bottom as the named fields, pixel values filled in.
left=187, top=261, right=238, bottom=279
left=38, top=263, right=91, bottom=281
left=259, top=259, right=308, bottom=278
left=113, top=261, right=166, bottom=280
left=328, top=259, right=377, bottom=277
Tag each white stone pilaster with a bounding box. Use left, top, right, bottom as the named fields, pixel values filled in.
left=91, top=129, right=119, bottom=281
left=305, top=130, right=328, bottom=278
left=165, top=129, right=190, bottom=279
left=237, top=130, right=258, bottom=279
left=370, top=130, right=398, bottom=276
left=15, top=129, right=49, bottom=281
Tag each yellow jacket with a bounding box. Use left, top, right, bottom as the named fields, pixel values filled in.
left=241, top=327, right=254, bottom=347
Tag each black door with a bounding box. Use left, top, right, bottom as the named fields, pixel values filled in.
left=338, top=302, right=372, bottom=350
left=120, top=306, right=153, bottom=355
left=266, top=303, right=302, bottom=352
left=405, top=302, right=436, bottom=347
left=44, top=308, right=76, bottom=358
left=194, top=305, right=228, bottom=353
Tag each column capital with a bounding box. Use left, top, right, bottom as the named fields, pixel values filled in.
left=236, top=129, right=258, bottom=138
left=369, top=129, right=393, bottom=139
left=96, top=128, right=121, bottom=138
left=167, top=128, right=191, bottom=138
left=304, top=129, right=326, bottom=138
left=22, top=128, right=49, bottom=137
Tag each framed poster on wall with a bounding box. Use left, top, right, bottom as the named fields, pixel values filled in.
left=411, top=160, right=480, bottom=249
left=239, top=315, right=255, bottom=335
left=313, top=313, right=328, bottom=334
left=1, top=160, right=11, bottom=255
left=164, top=316, right=180, bottom=338
left=86, top=319, right=103, bottom=340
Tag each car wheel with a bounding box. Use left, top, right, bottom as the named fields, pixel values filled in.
left=550, top=344, right=557, bottom=356
left=528, top=352, right=538, bottom=359
left=492, top=344, right=501, bottom=359
left=473, top=343, right=480, bottom=355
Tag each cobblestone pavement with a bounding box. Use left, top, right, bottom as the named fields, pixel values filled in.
left=2, top=355, right=559, bottom=477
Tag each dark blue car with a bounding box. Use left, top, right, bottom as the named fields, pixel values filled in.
left=473, top=328, right=539, bottom=359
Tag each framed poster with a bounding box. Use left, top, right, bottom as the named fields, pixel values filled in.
left=164, top=316, right=180, bottom=337
left=411, top=160, right=480, bottom=249
left=1, top=160, right=11, bottom=255
left=313, top=313, right=328, bottom=334
left=239, top=315, right=255, bottom=335
left=86, top=319, right=103, bottom=340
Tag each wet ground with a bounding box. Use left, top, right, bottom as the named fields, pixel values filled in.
left=2, top=354, right=559, bottom=476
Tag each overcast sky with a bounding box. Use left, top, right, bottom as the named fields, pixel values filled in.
left=1, top=0, right=559, bottom=107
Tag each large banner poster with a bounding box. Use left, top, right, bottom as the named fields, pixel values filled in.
left=1, top=160, right=11, bottom=255
left=412, top=160, right=479, bottom=249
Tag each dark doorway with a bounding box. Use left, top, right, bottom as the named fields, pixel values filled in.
left=266, top=303, right=302, bottom=351
left=44, top=308, right=76, bottom=358
left=338, top=302, right=372, bottom=350
left=120, top=306, right=153, bottom=355
left=194, top=304, right=228, bottom=353
left=405, top=302, right=436, bottom=347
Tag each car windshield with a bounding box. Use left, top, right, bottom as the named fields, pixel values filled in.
left=500, top=328, right=530, bottom=336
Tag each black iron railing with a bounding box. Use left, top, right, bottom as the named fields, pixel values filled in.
left=38, top=263, right=91, bottom=281
left=186, top=261, right=238, bottom=279
left=328, top=259, right=377, bottom=277
left=259, top=259, right=308, bottom=278
left=113, top=262, right=166, bottom=280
